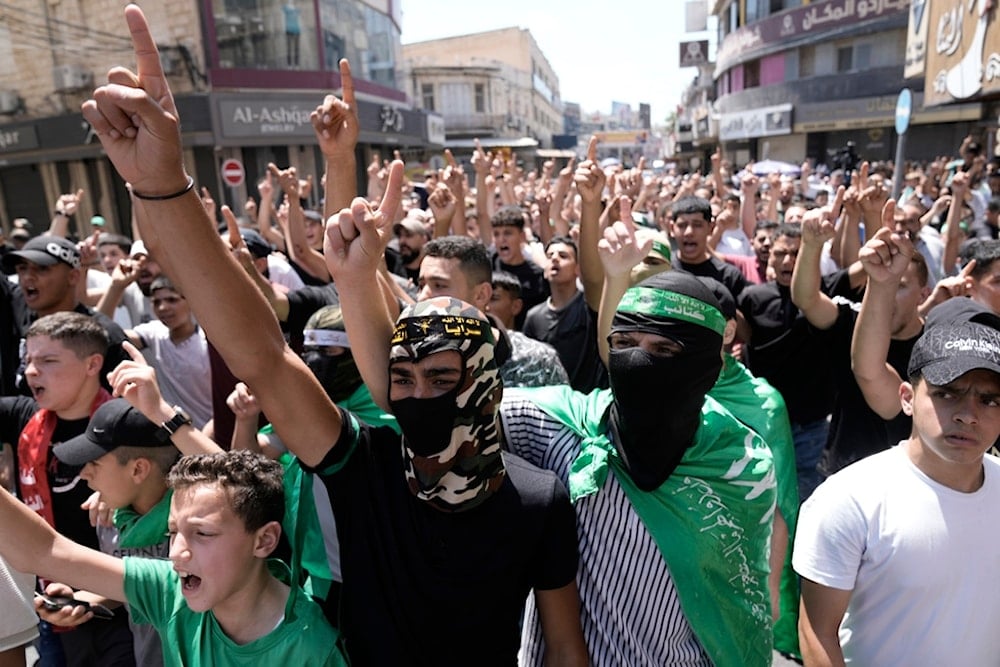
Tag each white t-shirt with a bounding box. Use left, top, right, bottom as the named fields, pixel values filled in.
left=132, top=321, right=213, bottom=429
left=794, top=444, right=1000, bottom=665
left=718, top=228, right=753, bottom=257
left=267, top=253, right=305, bottom=292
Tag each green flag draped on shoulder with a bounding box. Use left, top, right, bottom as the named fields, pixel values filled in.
left=511, top=384, right=776, bottom=667
left=711, top=354, right=800, bottom=659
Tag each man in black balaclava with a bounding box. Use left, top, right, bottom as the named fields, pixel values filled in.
left=503, top=265, right=776, bottom=667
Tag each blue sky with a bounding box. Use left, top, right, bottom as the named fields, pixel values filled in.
left=400, top=0, right=711, bottom=124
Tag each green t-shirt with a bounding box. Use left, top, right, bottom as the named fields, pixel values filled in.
left=123, top=557, right=345, bottom=666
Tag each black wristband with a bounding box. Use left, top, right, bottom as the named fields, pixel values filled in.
left=131, top=176, right=195, bottom=201
left=53, top=210, right=73, bottom=218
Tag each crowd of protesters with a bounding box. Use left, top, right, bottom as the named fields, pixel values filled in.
left=3, top=5, right=1000, bottom=667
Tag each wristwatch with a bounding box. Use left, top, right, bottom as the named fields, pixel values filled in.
left=157, top=406, right=192, bottom=443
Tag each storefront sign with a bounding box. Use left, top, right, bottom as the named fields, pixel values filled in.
left=719, top=104, right=792, bottom=140
left=924, top=0, right=1000, bottom=106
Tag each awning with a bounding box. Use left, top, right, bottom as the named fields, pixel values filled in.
left=536, top=148, right=577, bottom=158
left=445, top=137, right=540, bottom=149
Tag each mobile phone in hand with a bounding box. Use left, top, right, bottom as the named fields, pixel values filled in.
left=36, top=594, right=114, bottom=620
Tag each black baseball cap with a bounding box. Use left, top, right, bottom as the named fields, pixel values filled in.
left=907, top=321, right=1000, bottom=385
left=239, top=229, right=274, bottom=259
left=2, top=236, right=80, bottom=273
left=924, top=297, right=1000, bottom=332
left=54, top=399, right=169, bottom=466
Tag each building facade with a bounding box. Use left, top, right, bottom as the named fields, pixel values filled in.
left=705, top=0, right=984, bottom=169
left=401, top=27, right=562, bottom=160
left=0, top=0, right=440, bottom=237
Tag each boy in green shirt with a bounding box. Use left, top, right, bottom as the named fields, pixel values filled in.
left=0, top=446, right=345, bottom=666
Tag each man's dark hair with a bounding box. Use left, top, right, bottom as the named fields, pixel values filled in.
left=491, top=205, right=527, bottom=230
left=424, top=235, right=492, bottom=287
left=150, top=275, right=181, bottom=296
left=988, top=197, right=1000, bottom=213
left=670, top=196, right=713, bottom=222
left=773, top=223, right=802, bottom=240
left=970, top=239, right=1000, bottom=279
left=544, top=235, right=578, bottom=261
left=491, top=271, right=521, bottom=298
left=754, top=220, right=779, bottom=233
left=97, top=233, right=132, bottom=253
left=167, top=450, right=284, bottom=533
left=25, top=312, right=108, bottom=360
left=723, top=193, right=741, bottom=205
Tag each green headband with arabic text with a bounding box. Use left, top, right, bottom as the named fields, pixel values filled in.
left=616, top=286, right=727, bottom=336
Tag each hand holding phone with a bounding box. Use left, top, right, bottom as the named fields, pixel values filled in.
left=35, top=593, right=114, bottom=621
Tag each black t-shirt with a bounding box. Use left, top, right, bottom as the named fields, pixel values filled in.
left=820, top=303, right=919, bottom=475
left=492, top=255, right=549, bottom=330
left=0, top=275, right=21, bottom=395
left=738, top=281, right=840, bottom=424
left=306, top=410, right=578, bottom=666
left=289, top=258, right=331, bottom=287
left=522, top=291, right=608, bottom=392
left=0, top=395, right=99, bottom=551
left=677, top=256, right=750, bottom=301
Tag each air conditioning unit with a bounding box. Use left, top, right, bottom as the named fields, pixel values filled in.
left=0, top=90, right=20, bottom=115
left=52, top=64, right=94, bottom=93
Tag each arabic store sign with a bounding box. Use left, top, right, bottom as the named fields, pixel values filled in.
left=924, top=0, right=1000, bottom=107
left=719, top=104, right=793, bottom=141
left=716, top=0, right=909, bottom=73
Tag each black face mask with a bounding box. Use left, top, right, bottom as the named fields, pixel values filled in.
left=390, top=391, right=460, bottom=457
left=303, top=350, right=362, bottom=404
left=607, top=340, right=722, bottom=491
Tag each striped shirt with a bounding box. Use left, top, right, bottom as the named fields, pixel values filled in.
left=501, top=397, right=711, bottom=666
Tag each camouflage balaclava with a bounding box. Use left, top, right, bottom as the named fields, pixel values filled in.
left=389, top=298, right=505, bottom=512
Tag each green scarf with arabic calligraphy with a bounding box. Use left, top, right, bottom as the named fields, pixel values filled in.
left=710, top=354, right=800, bottom=659
left=514, top=385, right=775, bottom=667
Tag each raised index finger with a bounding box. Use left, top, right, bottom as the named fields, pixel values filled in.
left=222, top=205, right=244, bottom=250
left=587, top=136, right=598, bottom=163
left=124, top=5, right=173, bottom=111
left=880, top=198, right=896, bottom=231
left=376, top=161, right=405, bottom=224
left=339, top=59, right=355, bottom=107
left=122, top=340, right=145, bottom=363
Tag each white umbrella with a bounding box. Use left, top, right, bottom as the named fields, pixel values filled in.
left=750, top=159, right=801, bottom=177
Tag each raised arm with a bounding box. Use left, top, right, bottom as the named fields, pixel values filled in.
left=324, top=163, right=405, bottom=413
left=273, top=162, right=330, bottom=282
left=575, top=136, right=608, bottom=311
left=851, top=206, right=917, bottom=419
left=740, top=173, right=760, bottom=238
left=48, top=189, right=85, bottom=237
left=314, top=59, right=360, bottom=218
left=108, top=342, right=223, bottom=454
left=942, top=170, right=969, bottom=278
left=472, top=139, right=493, bottom=247
left=443, top=150, right=468, bottom=237
left=596, top=198, right=652, bottom=365
left=81, top=4, right=341, bottom=467
left=791, top=189, right=844, bottom=329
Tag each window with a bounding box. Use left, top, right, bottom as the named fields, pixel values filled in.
left=474, top=83, right=486, bottom=113
left=837, top=46, right=852, bottom=72
left=744, top=60, right=760, bottom=88
left=421, top=83, right=435, bottom=111
left=799, top=45, right=815, bottom=77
